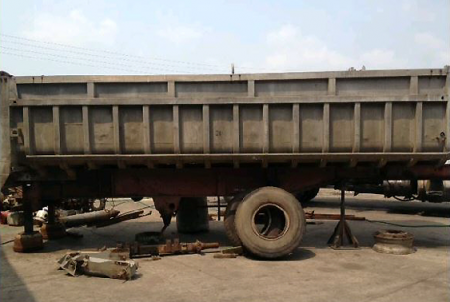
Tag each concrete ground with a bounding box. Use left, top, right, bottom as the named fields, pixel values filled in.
left=1, top=189, right=449, bottom=302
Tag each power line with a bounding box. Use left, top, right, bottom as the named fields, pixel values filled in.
left=0, top=39, right=230, bottom=73
left=0, top=33, right=282, bottom=73
left=0, top=51, right=160, bottom=74
left=0, top=33, right=230, bottom=70
left=0, top=45, right=198, bottom=74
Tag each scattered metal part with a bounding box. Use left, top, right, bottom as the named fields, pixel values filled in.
left=129, top=239, right=220, bottom=258
left=58, top=210, right=120, bottom=228
left=76, top=247, right=131, bottom=261
left=94, top=209, right=149, bottom=228
left=135, top=231, right=162, bottom=245
left=305, top=211, right=365, bottom=221
left=222, top=246, right=243, bottom=255
left=58, top=253, right=78, bottom=276
left=57, top=252, right=137, bottom=280
left=81, top=257, right=137, bottom=280
left=57, top=248, right=136, bottom=280
left=213, top=246, right=243, bottom=258
left=373, top=230, right=416, bottom=255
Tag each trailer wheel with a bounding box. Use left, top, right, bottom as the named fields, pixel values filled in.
left=224, top=192, right=247, bottom=246
left=296, top=188, right=320, bottom=203
left=235, top=187, right=306, bottom=259
left=176, top=197, right=209, bottom=234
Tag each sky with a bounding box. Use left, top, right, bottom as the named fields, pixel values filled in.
left=0, top=0, right=449, bottom=75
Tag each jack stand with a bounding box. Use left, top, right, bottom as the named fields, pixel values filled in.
left=327, top=188, right=359, bottom=249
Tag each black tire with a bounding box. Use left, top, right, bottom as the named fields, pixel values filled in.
left=131, top=197, right=144, bottom=202
left=296, top=188, right=320, bottom=203
left=235, top=187, right=306, bottom=259
left=223, top=192, right=247, bottom=246
left=176, top=197, right=209, bottom=234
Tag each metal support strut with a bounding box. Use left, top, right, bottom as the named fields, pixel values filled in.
left=13, top=183, right=44, bottom=252
left=327, top=186, right=359, bottom=249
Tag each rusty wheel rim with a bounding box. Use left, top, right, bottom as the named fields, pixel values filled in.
left=251, top=203, right=290, bottom=241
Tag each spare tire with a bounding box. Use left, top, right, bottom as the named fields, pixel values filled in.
left=223, top=192, right=248, bottom=246
left=235, top=187, right=306, bottom=259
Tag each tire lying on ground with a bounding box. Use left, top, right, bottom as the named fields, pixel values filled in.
left=223, top=192, right=247, bottom=246
left=176, top=197, right=209, bottom=234
left=235, top=187, right=306, bottom=259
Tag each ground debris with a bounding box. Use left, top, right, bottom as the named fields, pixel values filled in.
left=128, top=239, right=220, bottom=258
left=57, top=248, right=137, bottom=280
left=213, top=246, right=243, bottom=259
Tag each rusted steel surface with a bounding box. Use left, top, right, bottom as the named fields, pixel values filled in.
left=58, top=209, right=120, bottom=228
left=57, top=251, right=137, bottom=280
left=305, top=212, right=365, bottom=221
left=373, top=230, right=416, bottom=255
left=129, top=239, right=220, bottom=258
left=29, top=165, right=450, bottom=203
left=94, top=209, right=148, bottom=228
left=12, top=231, right=43, bottom=253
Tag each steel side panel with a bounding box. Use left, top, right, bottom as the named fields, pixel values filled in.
left=3, top=68, right=449, bottom=170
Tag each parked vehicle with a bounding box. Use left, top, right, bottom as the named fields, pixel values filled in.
left=1, top=67, right=449, bottom=257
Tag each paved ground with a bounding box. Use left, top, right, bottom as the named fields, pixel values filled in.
left=1, top=190, right=449, bottom=302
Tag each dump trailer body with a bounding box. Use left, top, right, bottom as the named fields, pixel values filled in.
left=1, top=68, right=449, bottom=192
left=2, top=68, right=450, bottom=257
